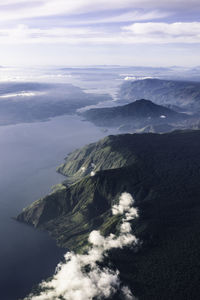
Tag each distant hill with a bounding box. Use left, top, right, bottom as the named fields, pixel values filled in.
left=118, top=79, right=200, bottom=111
left=82, top=99, right=190, bottom=132
left=18, top=130, right=200, bottom=299
left=0, top=82, right=111, bottom=126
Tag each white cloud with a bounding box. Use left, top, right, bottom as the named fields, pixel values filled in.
left=1, top=22, right=200, bottom=45
left=0, top=91, right=45, bottom=98
left=25, top=193, right=139, bottom=300
left=124, top=76, right=154, bottom=80
left=73, top=10, right=169, bottom=25
left=122, top=22, right=200, bottom=43
left=124, top=22, right=200, bottom=36
left=0, top=0, right=199, bottom=22
left=0, top=24, right=96, bottom=44
left=112, top=193, right=139, bottom=218
left=0, top=1, right=199, bottom=67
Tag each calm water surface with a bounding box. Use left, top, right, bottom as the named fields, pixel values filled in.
left=0, top=114, right=117, bottom=300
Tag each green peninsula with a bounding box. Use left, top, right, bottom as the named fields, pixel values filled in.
left=17, top=130, right=200, bottom=299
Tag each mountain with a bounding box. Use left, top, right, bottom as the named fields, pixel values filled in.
left=118, top=79, right=200, bottom=111
left=81, top=99, right=191, bottom=132
left=17, top=130, right=200, bottom=299
left=0, top=82, right=111, bottom=126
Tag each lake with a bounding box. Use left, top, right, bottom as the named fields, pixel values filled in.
left=0, top=114, right=117, bottom=300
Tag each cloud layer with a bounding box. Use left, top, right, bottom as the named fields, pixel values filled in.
left=0, top=0, right=199, bottom=67
left=1, top=22, right=200, bottom=45
left=0, top=0, right=200, bottom=21
left=25, top=192, right=139, bottom=300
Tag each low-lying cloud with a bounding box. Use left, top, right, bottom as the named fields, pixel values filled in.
left=25, top=192, right=139, bottom=300
left=0, top=91, right=45, bottom=98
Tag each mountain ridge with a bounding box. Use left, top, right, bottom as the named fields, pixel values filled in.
left=81, top=99, right=191, bottom=132
left=118, top=78, right=200, bottom=111
left=17, top=130, right=200, bottom=299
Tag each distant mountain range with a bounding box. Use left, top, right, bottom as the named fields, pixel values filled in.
left=118, top=79, right=200, bottom=111
left=1, top=78, right=200, bottom=129
left=0, top=82, right=111, bottom=126
left=82, top=99, right=192, bottom=133
left=17, top=130, right=200, bottom=299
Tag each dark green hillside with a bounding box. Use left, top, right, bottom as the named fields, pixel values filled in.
left=119, top=79, right=200, bottom=111
left=81, top=99, right=191, bottom=132
left=83, top=99, right=181, bottom=120
left=17, top=130, right=200, bottom=299
left=56, top=134, right=137, bottom=182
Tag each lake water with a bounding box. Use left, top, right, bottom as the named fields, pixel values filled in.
left=0, top=114, right=117, bottom=300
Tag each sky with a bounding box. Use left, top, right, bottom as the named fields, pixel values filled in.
left=0, top=0, right=200, bottom=67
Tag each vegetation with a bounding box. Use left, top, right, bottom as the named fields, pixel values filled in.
left=17, top=130, right=200, bottom=299
left=81, top=99, right=191, bottom=132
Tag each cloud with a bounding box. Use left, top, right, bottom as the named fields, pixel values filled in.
left=0, top=1, right=199, bottom=47
left=1, top=22, right=200, bottom=45
left=0, top=1, right=199, bottom=67
left=124, top=76, right=154, bottom=80
left=0, top=24, right=96, bottom=44
left=122, top=286, right=137, bottom=300
left=0, top=0, right=199, bottom=23
left=124, top=22, right=200, bottom=36
left=24, top=192, right=139, bottom=300
left=122, top=22, right=200, bottom=43
left=112, top=193, right=139, bottom=219
left=0, top=91, right=45, bottom=98
left=72, top=10, right=169, bottom=26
